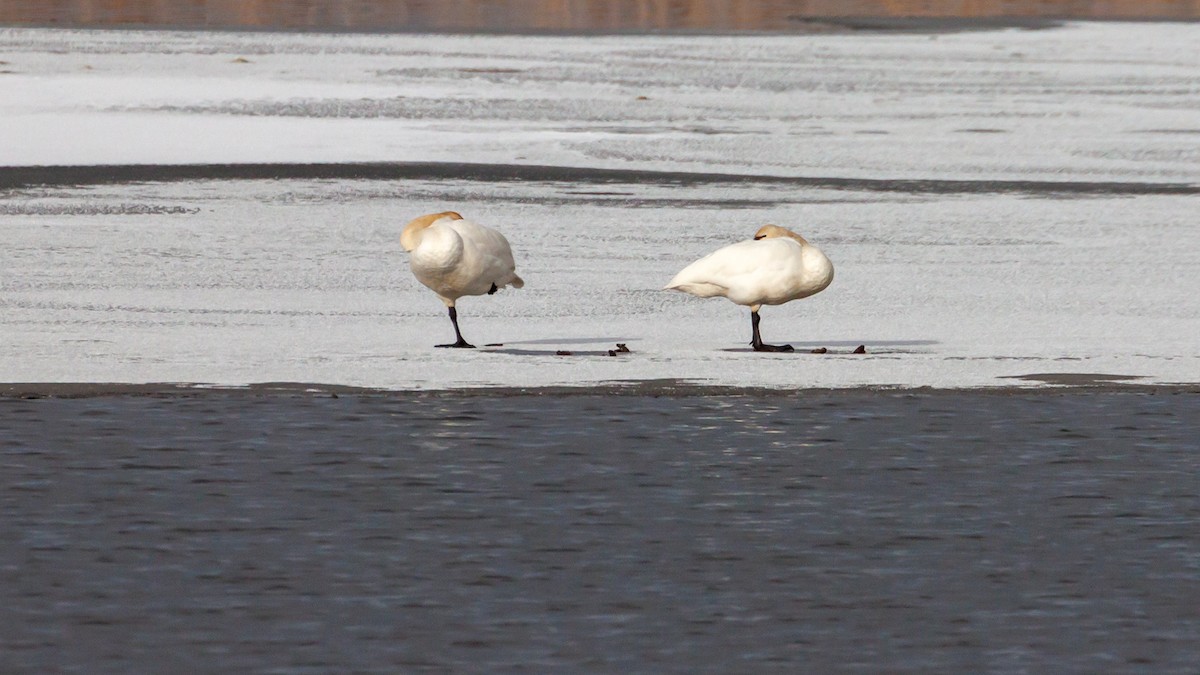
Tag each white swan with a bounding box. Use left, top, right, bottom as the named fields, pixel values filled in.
left=401, top=211, right=524, bottom=348
left=665, top=224, right=833, bottom=352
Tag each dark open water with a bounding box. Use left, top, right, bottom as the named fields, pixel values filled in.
left=2, top=389, right=1199, bottom=673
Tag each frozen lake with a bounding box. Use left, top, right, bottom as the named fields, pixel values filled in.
left=3, top=23, right=1200, bottom=675
left=2, top=23, right=1199, bottom=389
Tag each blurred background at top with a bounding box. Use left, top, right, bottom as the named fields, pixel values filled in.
left=3, top=0, right=1200, bottom=32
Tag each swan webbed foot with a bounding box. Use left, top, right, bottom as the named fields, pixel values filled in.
left=752, top=342, right=794, bottom=353
left=436, top=339, right=476, bottom=349
left=748, top=309, right=792, bottom=353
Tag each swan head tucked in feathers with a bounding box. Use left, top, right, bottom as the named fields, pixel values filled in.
left=401, top=211, right=463, bottom=252
left=753, top=224, right=809, bottom=246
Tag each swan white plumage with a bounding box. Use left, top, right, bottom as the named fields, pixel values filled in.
left=665, top=224, right=833, bottom=352
left=401, top=211, right=524, bottom=348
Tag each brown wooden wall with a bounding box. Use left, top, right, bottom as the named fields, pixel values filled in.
left=3, top=0, right=1199, bottom=31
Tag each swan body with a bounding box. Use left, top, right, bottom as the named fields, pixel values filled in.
left=666, top=224, right=833, bottom=352
left=401, top=211, right=523, bottom=347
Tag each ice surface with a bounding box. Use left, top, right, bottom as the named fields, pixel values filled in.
left=3, top=24, right=1200, bottom=181
left=1, top=25, right=1199, bottom=389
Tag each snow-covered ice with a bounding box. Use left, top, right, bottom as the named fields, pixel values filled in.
left=3, top=23, right=1200, bottom=181
left=1, top=24, right=1198, bottom=389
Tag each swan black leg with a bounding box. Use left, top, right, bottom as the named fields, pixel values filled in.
left=750, top=309, right=793, bottom=353
left=437, top=306, right=475, bottom=348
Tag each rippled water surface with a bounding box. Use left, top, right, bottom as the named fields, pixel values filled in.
left=2, top=390, right=1198, bottom=673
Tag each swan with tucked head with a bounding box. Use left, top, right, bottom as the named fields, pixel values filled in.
left=401, top=211, right=524, bottom=348
left=665, top=224, right=833, bottom=352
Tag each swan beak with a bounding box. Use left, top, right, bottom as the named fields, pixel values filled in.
left=753, top=235, right=765, bottom=240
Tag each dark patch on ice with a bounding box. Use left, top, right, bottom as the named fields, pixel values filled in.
left=724, top=340, right=935, bottom=353
left=1004, top=373, right=1147, bottom=386
left=458, top=67, right=523, bottom=74
left=3, top=162, right=1198, bottom=197
left=483, top=346, right=633, bottom=357
left=1135, top=128, right=1200, bottom=135
left=719, top=345, right=884, bottom=355
left=558, top=125, right=759, bottom=136
left=535, top=197, right=788, bottom=209
left=501, top=336, right=633, bottom=346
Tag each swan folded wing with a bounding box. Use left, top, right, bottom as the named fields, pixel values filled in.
left=666, top=246, right=748, bottom=297
left=665, top=279, right=731, bottom=298
left=450, top=219, right=523, bottom=292
left=666, top=239, right=802, bottom=301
